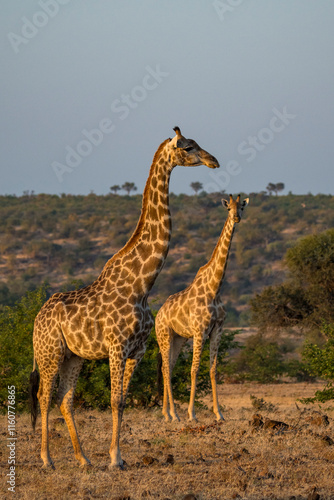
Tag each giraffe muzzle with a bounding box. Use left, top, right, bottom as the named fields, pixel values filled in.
left=198, top=149, right=220, bottom=169
left=204, top=155, right=220, bottom=169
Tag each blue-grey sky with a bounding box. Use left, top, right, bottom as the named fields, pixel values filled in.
left=1, top=1, right=334, bottom=196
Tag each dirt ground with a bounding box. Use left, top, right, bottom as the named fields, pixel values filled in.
left=1, top=382, right=334, bottom=500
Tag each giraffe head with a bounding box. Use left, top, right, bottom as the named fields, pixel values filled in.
left=222, top=194, right=249, bottom=223
left=167, top=126, right=220, bottom=169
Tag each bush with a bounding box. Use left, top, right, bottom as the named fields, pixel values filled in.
left=0, top=285, right=48, bottom=413
left=300, top=324, right=334, bottom=404
left=224, top=333, right=285, bottom=383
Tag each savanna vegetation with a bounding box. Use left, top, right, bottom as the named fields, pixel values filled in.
left=1, top=190, right=334, bottom=414
left=1, top=190, right=333, bottom=320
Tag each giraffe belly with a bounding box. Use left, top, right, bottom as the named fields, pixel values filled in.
left=169, top=305, right=213, bottom=338
left=61, top=319, right=110, bottom=360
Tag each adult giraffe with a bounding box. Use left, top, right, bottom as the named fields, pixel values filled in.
left=155, top=194, right=248, bottom=423
left=30, top=127, right=219, bottom=469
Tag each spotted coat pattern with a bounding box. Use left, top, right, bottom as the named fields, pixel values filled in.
left=32, top=127, right=219, bottom=469
left=155, top=195, right=249, bottom=423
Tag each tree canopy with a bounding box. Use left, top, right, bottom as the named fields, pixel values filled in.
left=190, top=182, right=203, bottom=194
left=122, top=182, right=137, bottom=195
left=251, top=228, right=334, bottom=334
left=266, top=182, right=285, bottom=195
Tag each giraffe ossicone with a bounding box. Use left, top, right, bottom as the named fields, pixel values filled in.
left=155, top=194, right=249, bottom=423
left=29, top=127, right=219, bottom=469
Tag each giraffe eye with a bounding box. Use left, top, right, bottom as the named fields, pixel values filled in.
left=183, top=146, right=193, bottom=152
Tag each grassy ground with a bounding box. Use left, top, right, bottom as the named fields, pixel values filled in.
left=1, top=382, right=334, bottom=500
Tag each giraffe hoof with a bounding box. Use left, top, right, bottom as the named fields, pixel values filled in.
left=80, top=460, right=92, bottom=469
left=41, top=461, right=55, bottom=470
left=108, top=460, right=125, bottom=471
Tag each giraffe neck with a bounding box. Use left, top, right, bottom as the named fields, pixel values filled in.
left=101, top=139, right=172, bottom=294
left=198, top=216, right=235, bottom=297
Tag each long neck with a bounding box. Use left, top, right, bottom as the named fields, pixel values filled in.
left=198, top=215, right=235, bottom=297
left=101, top=139, right=172, bottom=294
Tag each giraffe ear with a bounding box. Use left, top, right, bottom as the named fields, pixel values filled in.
left=242, top=198, right=249, bottom=207
left=221, top=199, right=229, bottom=208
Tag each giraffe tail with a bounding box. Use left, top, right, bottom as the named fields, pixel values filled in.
left=29, top=356, right=40, bottom=432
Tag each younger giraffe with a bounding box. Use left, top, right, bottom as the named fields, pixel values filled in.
left=30, top=127, right=219, bottom=469
left=155, top=194, right=248, bottom=422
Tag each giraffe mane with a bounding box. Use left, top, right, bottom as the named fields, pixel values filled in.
left=197, top=218, right=229, bottom=274
left=102, top=138, right=171, bottom=270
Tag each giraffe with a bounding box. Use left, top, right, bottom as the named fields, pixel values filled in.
left=29, top=126, right=219, bottom=469
left=155, top=194, right=249, bottom=423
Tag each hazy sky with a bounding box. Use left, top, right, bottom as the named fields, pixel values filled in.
left=1, top=1, right=334, bottom=196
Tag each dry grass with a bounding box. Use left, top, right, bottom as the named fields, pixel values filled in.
left=1, top=382, right=334, bottom=500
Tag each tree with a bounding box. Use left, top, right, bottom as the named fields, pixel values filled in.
left=266, top=182, right=285, bottom=195
left=251, top=229, right=334, bottom=334
left=110, top=185, right=121, bottom=195
left=266, top=183, right=276, bottom=195
left=275, top=182, right=285, bottom=195
left=190, top=182, right=203, bottom=195
left=122, top=182, right=137, bottom=195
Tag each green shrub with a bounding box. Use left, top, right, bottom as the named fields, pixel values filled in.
left=0, top=285, right=48, bottom=413
left=300, top=324, right=334, bottom=404
left=224, top=333, right=285, bottom=383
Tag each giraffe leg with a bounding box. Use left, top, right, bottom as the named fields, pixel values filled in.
left=108, top=353, right=126, bottom=469
left=122, top=342, right=147, bottom=407
left=188, top=334, right=205, bottom=422
left=161, top=334, right=187, bottom=422
left=57, top=355, right=90, bottom=467
left=158, top=328, right=179, bottom=422
left=168, top=335, right=187, bottom=420
left=37, top=368, right=59, bottom=468
left=161, top=347, right=177, bottom=422
left=156, top=321, right=173, bottom=422
left=162, top=374, right=171, bottom=421
left=210, top=324, right=224, bottom=421
left=170, top=334, right=188, bottom=372
left=122, top=358, right=137, bottom=406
